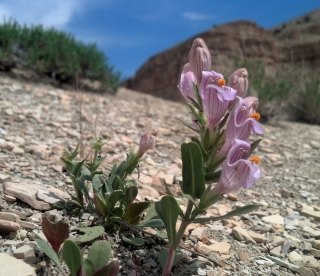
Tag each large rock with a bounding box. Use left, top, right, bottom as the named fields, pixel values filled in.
left=4, top=182, right=51, bottom=210
left=0, top=253, right=36, bottom=276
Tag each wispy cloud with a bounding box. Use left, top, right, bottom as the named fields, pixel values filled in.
left=0, top=0, right=87, bottom=29
left=182, top=12, right=215, bottom=21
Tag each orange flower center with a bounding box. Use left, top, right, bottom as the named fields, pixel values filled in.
left=249, top=155, right=261, bottom=165
left=250, top=112, right=261, bottom=121
left=217, top=78, right=226, bottom=87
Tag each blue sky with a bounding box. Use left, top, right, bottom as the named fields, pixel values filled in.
left=0, top=0, right=319, bottom=78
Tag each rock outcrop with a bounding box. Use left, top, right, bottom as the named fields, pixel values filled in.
left=127, top=10, right=320, bottom=101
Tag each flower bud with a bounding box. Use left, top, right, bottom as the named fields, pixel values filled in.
left=178, top=63, right=196, bottom=101
left=188, top=38, right=212, bottom=84
left=137, top=129, right=157, bottom=158
left=228, top=68, right=249, bottom=98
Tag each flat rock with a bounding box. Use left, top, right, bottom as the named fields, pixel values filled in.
left=4, top=182, right=51, bottom=210
left=262, top=214, right=284, bottom=225
left=0, top=212, right=20, bottom=222
left=36, top=189, right=69, bottom=204
left=312, top=240, right=320, bottom=249
left=13, top=245, right=35, bottom=259
left=300, top=204, right=320, bottom=221
left=0, top=253, right=36, bottom=276
left=0, top=219, right=20, bottom=233
left=232, top=226, right=256, bottom=244
left=288, top=251, right=303, bottom=265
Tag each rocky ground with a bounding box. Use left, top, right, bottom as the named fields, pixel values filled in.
left=0, top=76, right=319, bottom=276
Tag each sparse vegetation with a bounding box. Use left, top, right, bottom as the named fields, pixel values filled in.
left=0, top=19, right=120, bottom=92
left=234, top=59, right=320, bottom=124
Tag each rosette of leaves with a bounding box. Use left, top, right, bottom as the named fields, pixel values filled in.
left=35, top=215, right=119, bottom=276
left=61, top=139, right=150, bottom=225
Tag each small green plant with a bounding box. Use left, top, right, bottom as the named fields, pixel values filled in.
left=0, top=19, right=120, bottom=92
left=36, top=215, right=119, bottom=276
left=291, top=73, right=320, bottom=124
left=61, top=132, right=157, bottom=225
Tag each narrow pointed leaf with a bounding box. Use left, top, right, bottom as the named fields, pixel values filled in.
left=181, top=142, right=205, bottom=198
left=35, top=238, right=61, bottom=268
left=199, top=192, right=223, bottom=211
left=192, top=204, right=261, bottom=223
left=122, top=236, right=145, bottom=246
left=155, top=196, right=179, bottom=247
left=125, top=185, right=138, bottom=206
left=250, top=139, right=263, bottom=154
left=92, top=175, right=103, bottom=192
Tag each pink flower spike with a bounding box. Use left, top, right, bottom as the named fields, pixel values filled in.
left=213, top=139, right=262, bottom=194
left=188, top=38, right=212, bottom=84
left=178, top=63, right=197, bottom=101
left=228, top=68, right=249, bottom=98
left=137, top=129, right=157, bottom=158
left=200, top=71, right=236, bottom=130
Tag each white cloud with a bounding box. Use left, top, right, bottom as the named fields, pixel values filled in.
left=182, top=12, right=214, bottom=21
left=0, top=0, right=87, bottom=29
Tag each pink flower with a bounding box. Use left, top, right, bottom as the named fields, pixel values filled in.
left=218, top=96, right=263, bottom=157
left=178, top=63, right=196, bottom=100
left=200, top=71, right=236, bottom=130
left=188, top=38, right=212, bottom=84
left=137, top=129, right=157, bottom=158
left=228, top=68, right=249, bottom=98
left=213, top=139, right=261, bottom=194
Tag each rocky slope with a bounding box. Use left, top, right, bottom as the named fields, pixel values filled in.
left=0, top=77, right=319, bottom=275
left=127, top=9, right=320, bottom=101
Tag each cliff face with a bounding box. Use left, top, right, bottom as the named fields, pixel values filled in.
left=126, top=10, right=320, bottom=101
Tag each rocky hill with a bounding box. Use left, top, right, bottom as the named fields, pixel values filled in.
left=127, top=9, right=320, bottom=101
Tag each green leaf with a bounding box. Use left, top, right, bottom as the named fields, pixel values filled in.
left=138, top=203, right=164, bottom=228
left=199, top=191, right=223, bottom=211
left=106, top=190, right=124, bottom=211
left=250, top=139, right=263, bottom=154
left=123, top=201, right=150, bottom=224
left=35, top=238, right=61, bottom=268
left=181, top=142, right=205, bottom=199
left=62, top=240, right=82, bottom=276
left=155, top=196, right=179, bottom=247
left=125, top=185, right=138, bottom=206
left=72, top=226, right=105, bottom=243
left=122, top=236, right=145, bottom=246
left=92, top=174, right=103, bottom=192
left=83, top=259, right=95, bottom=276
left=93, top=193, right=107, bottom=217
left=87, top=241, right=111, bottom=271
left=193, top=204, right=261, bottom=223
left=205, top=170, right=221, bottom=182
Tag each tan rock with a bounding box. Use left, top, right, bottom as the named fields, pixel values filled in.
left=4, top=182, right=51, bottom=210
left=13, top=244, right=35, bottom=259
left=232, top=226, right=256, bottom=244
left=0, top=253, right=36, bottom=276
left=0, top=219, right=20, bottom=232
left=247, top=230, right=268, bottom=243
left=262, top=214, right=284, bottom=225
left=0, top=212, right=20, bottom=222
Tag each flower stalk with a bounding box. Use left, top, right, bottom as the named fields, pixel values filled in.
left=158, top=37, right=264, bottom=275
